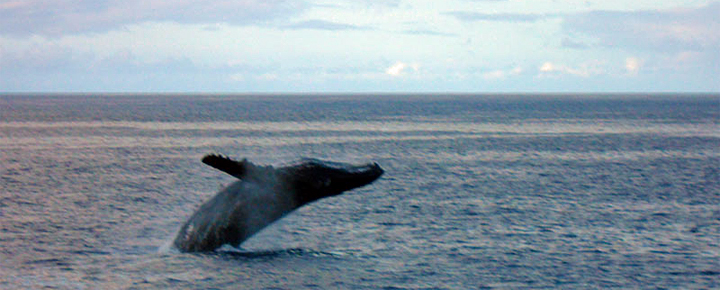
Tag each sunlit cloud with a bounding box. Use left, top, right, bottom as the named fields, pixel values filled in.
left=625, top=57, right=641, bottom=75
left=385, top=61, right=418, bottom=77
left=539, top=61, right=604, bottom=78
left=482, top=67, right=523, bottom=80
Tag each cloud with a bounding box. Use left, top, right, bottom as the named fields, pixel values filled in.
left=444, top=11, right=546, bottom=22
left=356, top=0, right=401, bottom=8
left=283, top=20, right=369, bottom=31
left=538, top=61, right=604, bottom=77
left=562, top=2, right=720, bottom=52
left=0, top=41, right=86, bottom=73
left=625, top=57, right=641, bottom=75
left=0, top=0, right=307, bottom=36
left=482, top=67, right=523, bottom=80
left=386, top=62, right=406, bottom=76
left=385, top=61, right=418, bottom=76
left=560, top=2, right=720, bottom=77
left=561, top=38, right=590, bottom=49
left=0, top=45, right=226, bottom=91
left=401, top=29, right=456, bottom=37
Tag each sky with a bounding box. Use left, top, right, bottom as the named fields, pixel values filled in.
left=0, top=0, right=718, bottom=92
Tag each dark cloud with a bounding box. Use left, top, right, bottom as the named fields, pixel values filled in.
left=444, top=11, right=546, bottom=22
left=283, top=20, right=369, bottom=31
left=0, top=0, right=307, bottom=36
left=563, top=2, right=720, bottom=52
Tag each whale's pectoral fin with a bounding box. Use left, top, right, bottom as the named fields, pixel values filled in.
left=202, top=154, right=249, bottom=179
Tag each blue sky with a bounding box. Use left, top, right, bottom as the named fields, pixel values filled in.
left=1, top=0, right=718, bottom=92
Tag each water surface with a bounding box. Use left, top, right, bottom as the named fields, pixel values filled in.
left=1, top=94, right=718, bottom=288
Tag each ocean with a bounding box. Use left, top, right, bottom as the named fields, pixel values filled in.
left=1, top=93, right=718, bottom=289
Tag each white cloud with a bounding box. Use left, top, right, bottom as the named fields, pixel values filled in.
left=386, top=62, right=406, bottom=76
left=385, top=61, right=418, bottom=76
left=482, top=66, right=523, bottom=80
left=228, top=73, right=245, bottom=82
left=482, top=70, right=505, bottom=80
left=625, top=57, right=641, bottom=75
left=538, top=61, right=605, bottom=77
left=539, top=62, right=559, bottom=74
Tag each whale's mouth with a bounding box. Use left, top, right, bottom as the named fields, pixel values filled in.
left=325, top=161, right=384, bottom=190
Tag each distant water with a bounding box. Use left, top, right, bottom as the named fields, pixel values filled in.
left=1, top=93, right=718, bottom=289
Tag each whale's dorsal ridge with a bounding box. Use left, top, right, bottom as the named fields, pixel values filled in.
left=202, top=154, right=252, bottom=179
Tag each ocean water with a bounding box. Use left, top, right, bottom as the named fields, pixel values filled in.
left=1, top=93, right=718, bottom=289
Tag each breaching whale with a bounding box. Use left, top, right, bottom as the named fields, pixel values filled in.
left=173, top=154, right=384, bottom=252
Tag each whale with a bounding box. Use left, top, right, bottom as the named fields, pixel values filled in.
left=173, top=154, right=384, bottom=252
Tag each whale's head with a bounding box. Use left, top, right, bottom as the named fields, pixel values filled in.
left=281, top=158, right=384, bottom=204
